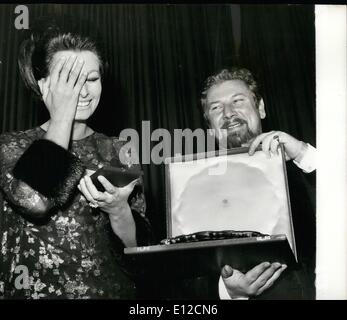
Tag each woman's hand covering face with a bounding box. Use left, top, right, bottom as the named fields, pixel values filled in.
left=38, top=54, right=88, bottom=124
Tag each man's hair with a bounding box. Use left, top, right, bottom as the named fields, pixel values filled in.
left=200, top=68, right=262, bottom=113
left=18, top=16, right=106, bottom=98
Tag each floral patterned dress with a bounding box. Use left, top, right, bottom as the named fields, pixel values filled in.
left=0, top=127, right=151, bottom=299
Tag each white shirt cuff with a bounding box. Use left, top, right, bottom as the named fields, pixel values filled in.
left=218, top=276, right=249, bottom=300
left=293, top=143, right=316, bottom=173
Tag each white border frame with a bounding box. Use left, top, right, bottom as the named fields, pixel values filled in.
left=316, top=5, right=347, bottom=300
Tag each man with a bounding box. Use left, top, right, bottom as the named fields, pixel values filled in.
left=201, top=68, right=316, bottom=299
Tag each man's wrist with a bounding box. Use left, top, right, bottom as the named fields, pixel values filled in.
left=293, top=143, right=316, bottom=173
left=293, top=141, right=308, bottom=163
left=218, top=276, right=249, bottom=300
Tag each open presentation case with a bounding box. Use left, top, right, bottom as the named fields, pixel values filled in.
left=124, top=145, right=298, bottom=277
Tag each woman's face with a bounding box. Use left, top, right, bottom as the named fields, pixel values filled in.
left=49, top=50, right=102, bottom=121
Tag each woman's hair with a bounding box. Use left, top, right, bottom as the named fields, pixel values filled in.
left=18, top=16, right=106, bottom=98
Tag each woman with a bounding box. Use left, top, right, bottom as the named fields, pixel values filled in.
left=0, top=19, right=152, bottom=299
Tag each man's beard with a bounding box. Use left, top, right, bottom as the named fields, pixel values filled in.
left=218, top=118, right=258, bottom=149
left=226, top=128, right=255, bottom=148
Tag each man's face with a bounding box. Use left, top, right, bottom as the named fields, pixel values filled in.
left=204, top=80, right=264, bottom=148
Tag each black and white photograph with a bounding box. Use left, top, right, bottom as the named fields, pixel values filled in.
left=0, top=3, right=346, bottom=304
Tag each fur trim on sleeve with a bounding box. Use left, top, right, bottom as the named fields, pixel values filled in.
left=13, top=139, right=85, bottom=207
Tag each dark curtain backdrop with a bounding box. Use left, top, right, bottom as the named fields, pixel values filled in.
left=238, top=5, right=316, bottom=146
left=0, top=4, right=315, bottom=241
